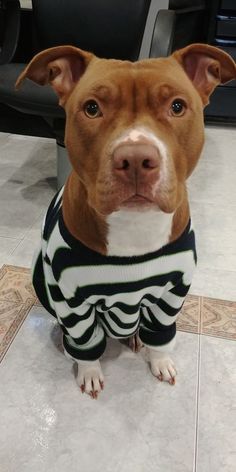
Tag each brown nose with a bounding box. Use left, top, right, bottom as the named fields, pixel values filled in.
left=113, top=143, right=159, bottom=181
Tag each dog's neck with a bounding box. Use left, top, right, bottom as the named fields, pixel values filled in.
left=62, top=173, right=108, bottom=254
left=106, top=209, right=173, bottom=256
left=62, top=172, right=190, bottom=256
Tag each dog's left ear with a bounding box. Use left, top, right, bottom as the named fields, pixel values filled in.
left=173, top=43, right=236, bottom=106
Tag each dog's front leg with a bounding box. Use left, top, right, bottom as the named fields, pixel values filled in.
left=147, top=338, right=177, bottom=385
left=148, top=349, right=177, bottom=385
left=77, top=360, right=104, bottom=399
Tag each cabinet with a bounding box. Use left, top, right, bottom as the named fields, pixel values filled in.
left=205, top=0, right=236, bottom=123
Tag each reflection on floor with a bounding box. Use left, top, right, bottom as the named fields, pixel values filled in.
left=0, top=128, right=235, bottom=472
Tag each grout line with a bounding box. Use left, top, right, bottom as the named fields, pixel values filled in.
left=193, top=333, right=202, bottom=472
left=0, top=235, right=21, bottom=241
left=177, top=325, right=236, bottom=342
left=24, top=209, right=44, bottom=233
left=200, top=295, right=203, bottom=335
left=9, top=236, right=25, bottom=255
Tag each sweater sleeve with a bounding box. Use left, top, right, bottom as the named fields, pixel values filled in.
left=139, top=271, right=193, bottom=350
left=61, top=302, right=107, bottom=361
left=43, top=259, right=107, bottom=362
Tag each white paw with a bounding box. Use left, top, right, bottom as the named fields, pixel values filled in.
left=128, top=332, right=144, bottom=353
left=148, top=349, right=177, bottom=385
left=77, top=360, right=104, bottom=399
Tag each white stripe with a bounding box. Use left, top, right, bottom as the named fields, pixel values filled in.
left=46, top=222, right=70, bottom=262
left=41, top=187, right=63, bottom=237
left=96, top=305, right=140, bottom=322
left=141, top=306, right=152, bottom=323
left=85, top=284, right=166, bottom=308
left=161, top=290, right=184, bottom=310
left=54, top=186, right=64, bottom=206
left=53, top=299, right=91, bottom=318
left=40, top=264, right=57, bottom=314
left=100, top=315, right=140, bottom=338
left=66, top=307, right=95, bottom=339
left=65, top=324, right=105, bottom=351
left=149, top=304, right=179, bottom=326
left=31, top=245, right=42, bottom=278
left=58, top=250, right=195, bottom=293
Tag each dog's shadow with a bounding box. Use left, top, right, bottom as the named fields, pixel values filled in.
left=51, top=323, right=64, bottom=355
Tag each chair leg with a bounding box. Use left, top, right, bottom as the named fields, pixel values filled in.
left=56, top=141, right=72, bottom=189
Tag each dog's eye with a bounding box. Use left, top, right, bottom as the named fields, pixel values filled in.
left=171, top=99, right=186, bottom=116
left=84, top=100, right=102, bottom=118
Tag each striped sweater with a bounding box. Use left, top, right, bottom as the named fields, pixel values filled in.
left=32, top=187, right=197, bottom=361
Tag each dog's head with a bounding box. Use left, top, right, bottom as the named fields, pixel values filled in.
left=16, top=44, right=236, bottom=216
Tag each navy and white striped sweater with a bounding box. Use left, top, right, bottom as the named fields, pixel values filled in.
left=32, top=188, right=197, bottom=361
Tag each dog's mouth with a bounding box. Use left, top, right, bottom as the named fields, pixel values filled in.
left=121, top=193, right=155, bottom=208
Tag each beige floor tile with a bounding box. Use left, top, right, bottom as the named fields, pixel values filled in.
left=201, top=297, right=236, bottom=340
left=0, top=265, right=36, bottom=362
left=177, top=294, right=201, bottom=334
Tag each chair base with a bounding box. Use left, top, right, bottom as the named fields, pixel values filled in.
left=56, top=142, right=72, bottom=189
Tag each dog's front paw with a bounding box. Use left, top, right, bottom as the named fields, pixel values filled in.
left=128, top=332, right=144, bottom=353
left=77, top=360, right=104, bottom=399
left=148, top=349, right=177, bottom=385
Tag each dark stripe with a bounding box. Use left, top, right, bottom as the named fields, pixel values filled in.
left=66, top=292, right=86, bottom=308
left=63, top=333, right=107, bottom=361
left=157, top=298, right=184, bottom=317
left=105, top=310, right=139, bottom=329
left=141, top=306, right=176, bottom=331
left=60, top=324, right=69, bottom=336
left=58, top=214, right=195, bottom=266
left=44, top=253, right=51, bottom=265
left=61, top=306, right=94, bottom=329
left=66, top=291, right=183, bottom=314
left=71, top=320, right=97, bottom=346
left=97, top=298, right=139, bottom=314
left=48, top=284, right=65, bottom=302
left=32, top=251, right=56, bottom=318
left=139, top=323, right=176, bottom=346
left=65, top=272, right=184, bottom=302
left=99, top=314, right=137, bottom=338
left=170, top=282, right=191, bottom=297
left=43, top=191, right=63, bottom=241
left=66, top=295, right=139, bottom=313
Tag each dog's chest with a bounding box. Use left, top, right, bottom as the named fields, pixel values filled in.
left=106, top=209, right=174, bottom=257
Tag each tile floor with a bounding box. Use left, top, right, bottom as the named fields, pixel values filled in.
left=0, top=128, right=235, bottom=472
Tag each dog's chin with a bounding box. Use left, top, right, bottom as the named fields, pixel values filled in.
left=119, top=190, right=178, bottom=213
left=93, top=189, right=177, bottom=216
left=120, top=194, right=158, bottom=211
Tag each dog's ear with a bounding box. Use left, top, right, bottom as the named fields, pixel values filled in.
left=15, top=45, right=94, bottom=106
left=173, top=43, right=236, bottom=106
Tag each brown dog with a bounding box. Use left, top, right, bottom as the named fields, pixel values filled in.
left=16, top=43, right=236, bottom=399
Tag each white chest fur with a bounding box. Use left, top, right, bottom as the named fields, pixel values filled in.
left=107, top=209, right=173, bottom=256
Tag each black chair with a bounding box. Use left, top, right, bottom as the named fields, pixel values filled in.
left=0, top=0, right=207, bottom=186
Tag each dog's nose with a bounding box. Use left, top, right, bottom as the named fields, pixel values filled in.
left=113, top=143, right=159, bottom=181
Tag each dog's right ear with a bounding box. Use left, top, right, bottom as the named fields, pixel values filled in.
left=15, top=45, right=94, bottom=106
